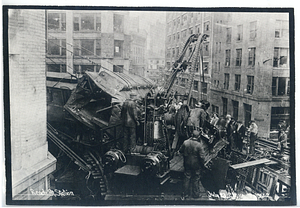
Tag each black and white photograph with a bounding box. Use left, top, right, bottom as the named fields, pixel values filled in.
left=3, top=5, right=296, bottom=206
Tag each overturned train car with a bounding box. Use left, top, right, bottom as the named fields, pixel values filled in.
left=46, top=70, right=156, bottom=199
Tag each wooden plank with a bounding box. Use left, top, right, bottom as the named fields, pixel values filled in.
left=114, top=165, right=141, bottom=176
left=171, top=158, right=184, bottom=172
left=230, top=158, right=271, bottom=170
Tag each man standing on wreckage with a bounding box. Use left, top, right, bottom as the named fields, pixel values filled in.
left=121, top=92, right=140, bottom=154
left=177, top=100, right=212, bottom=200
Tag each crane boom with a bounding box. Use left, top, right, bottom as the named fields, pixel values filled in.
left=162, top=33, right=209, bottom=104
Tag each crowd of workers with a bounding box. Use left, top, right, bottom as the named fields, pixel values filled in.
left=118, top=92, right=289, bottom=200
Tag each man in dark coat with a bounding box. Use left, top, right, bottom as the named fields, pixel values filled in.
left=164, top=106, right=176, bottom=148
left=121, top=93, right=140, bottom=153
left=172, top=104, right=189, bottom=152
left=186, top=100, right=211, bottom=137
left=179, top=130, right=207, bottom=199
left=235, top=121, right=246, bottom=152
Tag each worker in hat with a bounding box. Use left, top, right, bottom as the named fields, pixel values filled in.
left=121, top=92, right=140, bottom=153
left=178, top=129, right=208, bottom=200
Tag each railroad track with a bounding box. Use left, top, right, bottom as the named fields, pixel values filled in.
left=255, top=137, right=290, bottom=156
left=47, top=122, right=107, bottom=200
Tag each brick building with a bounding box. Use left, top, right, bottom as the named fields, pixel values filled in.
left=8, top=9, right=56, bottom=200
left=46, top=10, right=149, bottom=79
left=210, top=12, right=289, bottom=137
left=165, top=12, right=290, bottom=137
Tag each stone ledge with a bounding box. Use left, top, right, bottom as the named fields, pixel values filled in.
left=12, top=152, right=56, bottom=198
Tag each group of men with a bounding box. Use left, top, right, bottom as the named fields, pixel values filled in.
left=165, top=99, right=261, bottom=200
left=119, top=93, right=262, bottom=200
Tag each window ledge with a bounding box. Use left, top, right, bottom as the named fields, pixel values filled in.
left=73, top=30, right=101, bottom=33
left=272, top=67, right=289, bottom=70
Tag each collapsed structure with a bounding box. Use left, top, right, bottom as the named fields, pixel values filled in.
left=46, top=34, right=291, bottom=201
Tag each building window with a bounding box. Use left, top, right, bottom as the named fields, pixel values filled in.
left=250, top=21, right=257, bottom=40
left=248, top=47, right=256, bottom=67
left=193, top=80, right=199, bottom=91
left=47, top=39, right=66, bottom=56
left=232, top=100, right=239, bottom=121
left=203, top=62, right=208, bottom=74
left=201, top=82, right=208, bottom=94
left=216, top=42, right=218, bottom=54
left=172, top=48, right=175, bottom=57
left=177, top=32, right=180, bottom=40
left=113, top=65, right=124, bottom=73
left=273, top=47, right=289, bottom=68
left=48, top=39, right=60, bottom=55
left=73, top=39, right=98, bottom=57
left=81, top=39, right=95, bottom=56
left=271, top=107, right=290, bottom=129
left=114, top=14, right=124, bottom=33
left=204, top=21, right=210, bottom=32
left=272, top=77, right=290, bottom=96
left=203, top=43, right=209, bottom=56
left=234, top=74, right=241, bottom=91
left=180, top=78, right=186, bottom=87
left=196, top=24, right=201, bottom=34
left=275, top=20, right=289, bottom=38
left=218, top=62, right=220, bottom=71
left=237, top=24, right=243, bottom=41
left=222, top=97, right=228, bottom=116
left=48, top=12, right=66, bottom=31
left=73, top=16, right=79, bottom=31
left=214, top=62, right=217, bottom=73
left=189, top=27, right=193, bottom=34
left=81, top=65, right=95, bottom=73
left=224, top=73, right=230, bottom=90
left=226, top=28, right=232, bottom=43
left=73, top=13, right=101, bottom=32
left=96, top=39, right=101, bottom=56
left=225, top=49, right=231, bottom=67
left=183, top=14, right=188, bottom=25
left=247, top=76, right=254, bottom=94
left=167, top=48, right=171, bottom=58
left=114, top=40, right=123, bottom=57
left=73, top=65, right=96, bottom=74
left=219, top=42, right=221, bottom=53
left=47, top=64, right=66, bottom=73
left=81, top=14, right=94, bottom=30
left=236, top=49, right=242, bottom=66
left=212, top=105, right=219, bottom=115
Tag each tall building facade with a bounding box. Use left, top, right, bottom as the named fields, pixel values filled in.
left=210, top=12, right=289, bottom=137
left=9, top=9, right=56, bottom=200
left=129, top=33, right=147, bottom=76
left=46, top=10, right=141, bottom=78
left=165, top=12, right=290, bottom=137
left=165, top=12, right=212, bottom=103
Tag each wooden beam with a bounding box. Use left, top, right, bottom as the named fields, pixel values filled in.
left=230, top=158, right=271, bottom=169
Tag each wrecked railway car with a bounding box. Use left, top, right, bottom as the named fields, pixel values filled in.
left=46, top=70, right=156, bottom=199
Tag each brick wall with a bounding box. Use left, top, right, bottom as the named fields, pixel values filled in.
left=9, top=9, right=47, bottom=170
